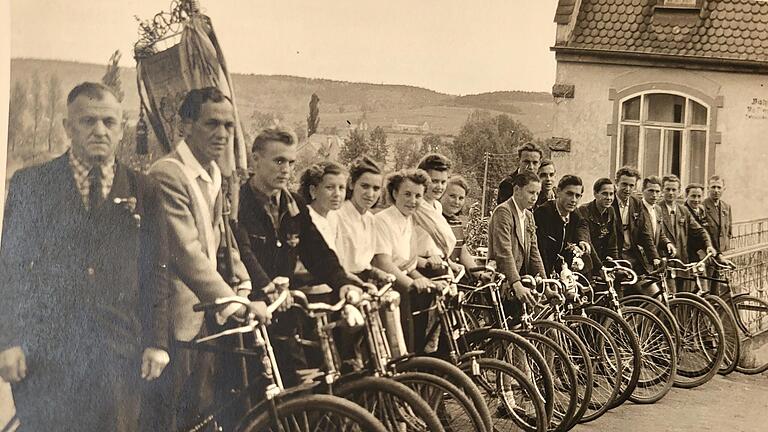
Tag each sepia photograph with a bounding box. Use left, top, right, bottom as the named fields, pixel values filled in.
left=2, top=0, right=768, bottom=431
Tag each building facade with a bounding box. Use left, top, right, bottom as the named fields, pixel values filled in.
left=551, top=0, right=768, bottom=220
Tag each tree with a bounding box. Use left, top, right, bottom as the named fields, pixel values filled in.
left=249, top=110, right=283, bottom=134
left=307, top=93, right=320, bottom=137
left=339, top=129, right=370, bottom=165
left=8, top=81, right=28, bottom=152
left=369, top=126, right=388, bottom=163
left=46, top=74, right=63, bottom=151
left=30, top=72, right=43, bottom=149
left=421, top=133, right=442, bottom=153
left=393, top=137, right=421, bottom=170
left=102, top=50, right=125, bottom=102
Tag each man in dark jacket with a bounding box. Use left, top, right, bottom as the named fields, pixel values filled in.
left=235, top=127, right=362, bottom=386
left=612, top=166, right=660, bottom=274
left=497, top=142, right=543, bottom=205
left=534, top=175, right=591, bottom=276
left=0, top=82, right=169, bottom=431
left=578, top=178, right=620, bottom=276
left=535, top=159, right=557, bottom=209
left=703, top=175, right=733, bottom=253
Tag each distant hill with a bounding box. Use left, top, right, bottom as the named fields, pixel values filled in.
left=9, top=58, right=554, bottom=137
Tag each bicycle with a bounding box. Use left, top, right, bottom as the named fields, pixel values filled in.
left=184, top=287, right=389, bottom=432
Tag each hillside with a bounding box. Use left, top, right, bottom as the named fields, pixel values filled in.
left=9, top=58, right=554, bottom=137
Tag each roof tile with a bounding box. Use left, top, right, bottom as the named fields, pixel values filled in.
left=561, top=0, right=768, bottom=64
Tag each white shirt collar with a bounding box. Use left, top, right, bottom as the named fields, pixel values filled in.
left=511, top=197, right=527, bottom=222
left=642, top=199, right=657, bottom=213
left=177, top=140, right=221, bottom=189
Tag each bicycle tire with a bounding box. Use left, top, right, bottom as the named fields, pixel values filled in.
left=529, top=319, right=593, bottom=430
left=236, top=393, right=389, bottom=432
left=582, top=305, right=642, bottom=408
left=704, top=294, right=740, bottom=375
left=620, top=294, right=682, bottom=352
left=395, top=355, right=493, bottom=432
left=667, top=297, right=725, bottom=388
left=463, top=328, right=555, bottom=424
left=621, top=306, right=677, bottom=404
left=732, top=294, right=768, bottom=375
left=335, top=375, right=445, bottom=432
left=563, top=314, right=623, bottom=423
left=461, top=358, right=548, bottom=432
left=517, top=330, right=579, bottom=432
left=393, top=371, right=484, bottom=432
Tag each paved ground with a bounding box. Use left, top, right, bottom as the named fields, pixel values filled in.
left=575, top=372, right=768, bottom=432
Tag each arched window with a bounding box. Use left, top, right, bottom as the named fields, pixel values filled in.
left=618, top=92, right=709, bottom=184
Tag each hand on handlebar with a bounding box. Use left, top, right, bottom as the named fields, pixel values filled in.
left=0, top=346, right=26, bottom=383
left=340, top=284, right=364, bottom=305
left=507, top=280, right=537, bottom=307
left=263, top=282, right=293, bottom=313
left=342, top=304, right=365, bottom=327
left=578, top=241, right=592, bottom=256
left=411, top=277, right=435, bottom=293
left=425, top=255, right=444, bottom=270
left=233, top=300, right=272, bottom=325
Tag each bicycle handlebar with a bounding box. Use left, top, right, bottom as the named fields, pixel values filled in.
left=191, top=288, right=290, bottom=316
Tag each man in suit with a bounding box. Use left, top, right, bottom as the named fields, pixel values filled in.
left=640, top=176, right=677, bottom=265
left=535, top=159, right=557, bottom=209
left=703, top=175, right=733, bottom=253
left=488, top=170, right=544, bottom=311
left=0, top=82, right=168, bottom=431
left=235, top=127, right=362, bottom=385
left=612, top=166, right=660, bottom=275
left=534, top=174, right=591, bottom=276
left=684, top=183, right=712, bottom=259
left=660, top=175, right=716, bottom=293
left=496, top=142, right=543, bottom=205
left=578, top=178, right=619, bottom=277
left=148, top=87, right=270, bottom=430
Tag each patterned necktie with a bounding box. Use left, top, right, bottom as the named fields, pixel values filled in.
left=89, top=166, right=103, bottom=211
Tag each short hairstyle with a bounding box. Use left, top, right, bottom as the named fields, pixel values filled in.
left=348, top=156, right=383, bottom=186
left=299, top=161, right=348, bottom=203
left=662, top=174, right=681, bottom=187
left=179, top=87, right=232, bottom=121
left=386, top=169, right=431, bottom=202
left=417, top=153, right=452, bottom=172
left=517, top=142, right=543, bottom=159
left=615, top=165, right=641, bottom=181
left=251, top=126, right=297, bottom=154
left=708, top=175, right=725, bottom=187
left=685, top=183, right=705, bottom=195
left=642, top=175, right=663, bottom=190
left=593, top=177, right=614, bottom=194
left=446, top=175, right=470, bottom=194
left=511, top=170, right=541, bottom=189
left=66, top=82, right=119, bottom=106
left=557, top=174, right=583, bottom=191
left=538, top=159, right=555, bottom=172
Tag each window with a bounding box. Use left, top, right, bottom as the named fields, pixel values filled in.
left=618, top=92, right=709, bottom=184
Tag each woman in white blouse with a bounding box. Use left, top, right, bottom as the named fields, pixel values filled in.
left=299, top=161, right=347, bottom=252
left=372, top=169, right=439, bottom=352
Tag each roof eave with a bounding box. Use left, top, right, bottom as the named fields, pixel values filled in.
left=551, top=45, right=768, bottom=74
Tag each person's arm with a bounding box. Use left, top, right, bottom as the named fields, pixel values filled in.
left=297, top=204, right=356, bottom=296
left=656, top=211, right=675, bottom=256
left=497, top=177, right=513, bottom=205
left=139, top=177, right=170, bottom=352
left=685, top=207, right=715, bottom=254
left=636, top=205, right=660, bottom=262
left=373, top=253, right=416, bottom=291
left=527, top=215, right=546, bottom=278
left=149, top=166, right=236, bottom=303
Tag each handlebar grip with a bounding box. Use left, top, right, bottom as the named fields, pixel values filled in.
left=468, top=266, right=491, bottom=273
left=192, top=302, right=216, bottom=313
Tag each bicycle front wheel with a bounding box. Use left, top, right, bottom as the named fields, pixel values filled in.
left=704, top=294, right=740, bottom=375
left=622, top=306, right=677, bottom=404
left=732, top=294, right=768, bottom=374
left=668, top=297, right=725, bottom=388
left=335, top=375, right=445, bottom=432
left=236, top=393, right=389, bottom=432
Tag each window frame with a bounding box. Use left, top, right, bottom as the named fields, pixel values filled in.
left=616, top=90, right=710, bottom=185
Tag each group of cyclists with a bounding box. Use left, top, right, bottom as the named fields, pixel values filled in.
left=0, top=82, right=741, bottom=432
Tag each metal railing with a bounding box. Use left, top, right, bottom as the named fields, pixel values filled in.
left=729, top=218, right=768, bottom=250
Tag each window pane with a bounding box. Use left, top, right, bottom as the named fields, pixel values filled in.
left=644, top=128, right=661, bottom=176
left=622, top=96, right=641, bottom=121
left=647, top=94, right=686, bottom=123
left=621, top=125, right=640, bottom=167
left=690, top=100, right=708, bottom=125
left=689, top=130, right=707, bottom=184
left=664, top=130, right=682, bottom=177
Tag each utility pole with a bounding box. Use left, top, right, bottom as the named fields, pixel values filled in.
left=481, top=152, right=490, bottom=217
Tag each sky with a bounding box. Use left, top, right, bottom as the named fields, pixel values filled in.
left=10, top=0, right=559, bottom=95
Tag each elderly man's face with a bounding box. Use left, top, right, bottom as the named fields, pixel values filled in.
left=64, top=92, right=123, bottom=165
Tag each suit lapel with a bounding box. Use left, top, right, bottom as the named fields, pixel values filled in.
left=705, top=199, right=721, bottom=228
left=508, top=200, right=525, bottom=251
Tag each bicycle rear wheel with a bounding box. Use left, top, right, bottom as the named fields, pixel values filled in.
left=622, top=306, right=677, bottom=404
left=704, top=294, right=740, bottom=375
left=461, top=358, right=547, bottom=432
left=620, top=294, right=681, bottom=352
left=335, top=375, right=445, bottom=432
left=236, top=393, right=389, bottom=432
left=394, top=372, right=485, bottom=432
left=667, top=297, right=725, bottom=388
left=732, top=294, right=768, bottom=375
